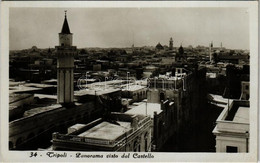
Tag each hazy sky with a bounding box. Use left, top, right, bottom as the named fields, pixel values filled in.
left=10, top=8, right=249, bottom=50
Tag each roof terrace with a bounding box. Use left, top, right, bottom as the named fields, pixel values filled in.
left=213, top=100, right=249, bottom=134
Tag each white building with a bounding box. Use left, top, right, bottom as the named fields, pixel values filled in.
left=213, top=100, right=249, bottom=153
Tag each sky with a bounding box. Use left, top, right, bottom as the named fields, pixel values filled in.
left=9, top=8, right=249, bottom=50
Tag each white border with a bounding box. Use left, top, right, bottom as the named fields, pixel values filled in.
left=0, top=1, right=258, bottom=162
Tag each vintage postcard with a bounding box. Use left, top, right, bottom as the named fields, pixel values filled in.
left=0, top=1, right=258, bottom=162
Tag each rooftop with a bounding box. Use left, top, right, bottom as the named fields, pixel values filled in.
left=24, top=83, right=56, bottom=88
left=213, top=100, right=249, bottom=134
left=126, top=102, right=163, bottom=117
left=9, top=85, right=42, bottom=94
left=53, top=113, right=152, bottom=148
left=74, top=88, right=121, bottom=96
left=122, top=85, right=146, bottom=92
left=78, top=121, right=131, bottom=141
left=34, top=94, right=57, bottom=100
left=9, top=93, right=33, bottom=104
left=233, top=107, right=249, bottom=123
left=23, top=104, right=62, bottom=118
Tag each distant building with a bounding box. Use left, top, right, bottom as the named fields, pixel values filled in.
left=209, top=41, right=213, bottom=63
left=52, top=112, right=152, bottom=151
left=213, top=100, right=249, bottom=153
left=175, top=45, right=186, bottom=62
left=122, top=85, right=147, bottom=103
left=169, top=37, right=173, bottom=50
left=155, top=42, right=164, bottom=51
left=93, top=64, right=101, bottom=71
left=31, top=46, right=38, bottom=52
left=143, top=65, right=158, bottom=78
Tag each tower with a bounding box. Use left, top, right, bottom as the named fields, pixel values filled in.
left=169, top=37, right=173, bottom=50
left=209, top=41, right=213, bottom=63
left=55, top=11, right=77, bottom=105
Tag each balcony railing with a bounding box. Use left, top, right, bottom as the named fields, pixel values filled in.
left=53, top=133, right=115, bottom=146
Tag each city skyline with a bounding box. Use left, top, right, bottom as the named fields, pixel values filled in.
left=10, top=8, right=249, bottom=50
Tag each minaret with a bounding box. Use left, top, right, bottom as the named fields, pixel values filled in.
left=132, top=32, right=135, bottom=53
left=55, top=11, right=77, bottom=105
left=169, top=37, right=173, bottom=50
left=209, top=41, right=213, bottom=63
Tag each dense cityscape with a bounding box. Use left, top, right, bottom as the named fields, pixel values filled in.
left=9, top=12, right=250, bottom=153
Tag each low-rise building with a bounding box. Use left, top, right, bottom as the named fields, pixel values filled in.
left=213, top=100, right=249, bottom=153
left=52, top=112, right=152, bottom=151
left=122, top=85, right=147, bottom=103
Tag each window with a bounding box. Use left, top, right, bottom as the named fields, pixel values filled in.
left=128, top=144, right=131, bottom=151
left=144, top=132, right=148, bottom=152
left=226, top=146, right=238, bottom=153
left=133, top=140, right=140, bottom=152
left=160, top=92, right=165, bottom=101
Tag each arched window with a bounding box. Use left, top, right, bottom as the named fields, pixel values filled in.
left=133, top=138, right=141, bottom=152
left=160, top=92, right=165, bottom=101
left=133, top=141, right=138, bottom=152
left=144, top=132, right=149, bottom=152
left=128, top=144, right=131, bottom=151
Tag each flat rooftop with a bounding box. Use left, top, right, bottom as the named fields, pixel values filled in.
left=213, top=100, right=249, bottom=135
left=23, top=104, right=62, bottom=118
left=126, top=102, right=162, bottom=117
left=34, top=94, right=57, bottom=100
left=9, top=85, right=42, bottom=94
left=24, top=83, right=56, bottom=88
left=74, top=88, right=121, bottom=96
left=9, top=93, right=33, bottom=104
left=122, top=85, right=146, bottom=92
left=224, top=100, right=249, bottom=122
left=78, top=121, right=131, bottom=141
left=233, top=106, right=249, bottom=123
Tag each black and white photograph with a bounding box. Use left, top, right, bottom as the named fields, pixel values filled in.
left=0, top=1, right=258, bottom=162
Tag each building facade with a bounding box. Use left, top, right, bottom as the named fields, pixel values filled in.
left=147, top=66, right=207, bottom=145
